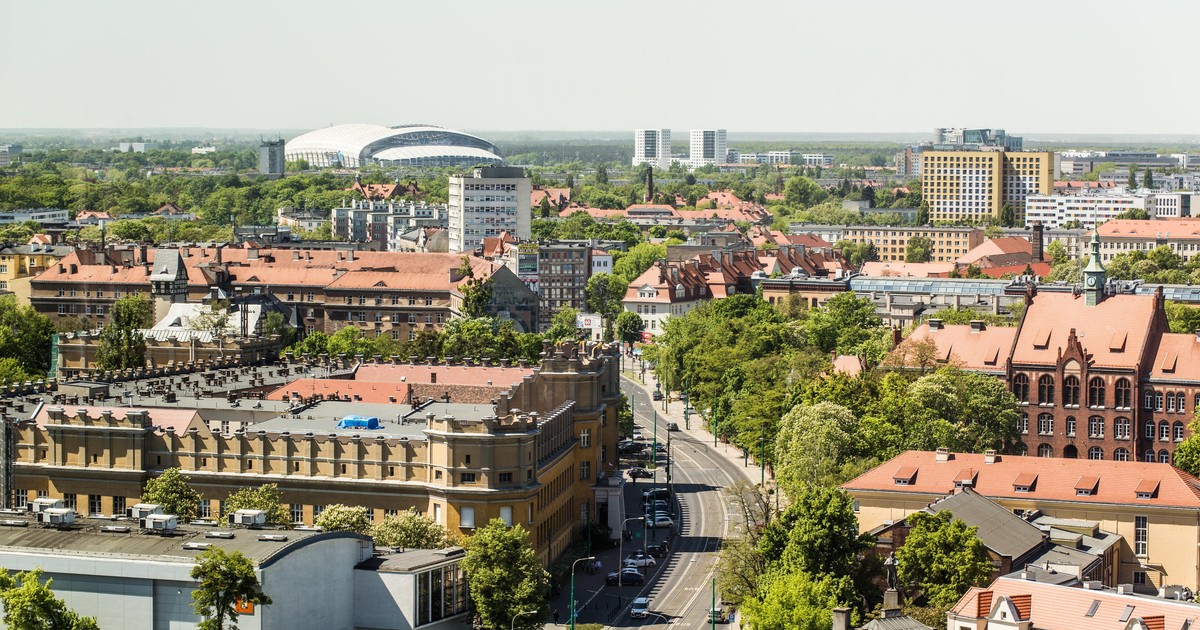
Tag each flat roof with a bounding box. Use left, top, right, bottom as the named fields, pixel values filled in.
left=358, top=546, right=465, bottom=573
left=251, top=400, right=424, bottom=439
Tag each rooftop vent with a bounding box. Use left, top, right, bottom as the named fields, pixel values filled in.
left=258, top=534, right=288, bottom=542
left=0, top=519, right=28, bottom=528
left=128, top=503, right=163, bottom=519
left=140, top=513, right=178, bottom=533
left=30, top=498, right=64, bottom=513
left=231, top=509, right=266, bottom=527
left=100, top=525, right=131, bottom=534
left=38, top=508, right=74, bottom=526
left=182, top=542, right=213, bottom=551
left=935, top=447, right=952, bottom=462
left=205, top=531, right=236, bottom=539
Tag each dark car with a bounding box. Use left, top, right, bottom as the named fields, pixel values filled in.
left=642, top=488, right=669, bottom=502
left=627, top=467, right=654, bottom=479
left=606, top=568, right=645, bottom=586
left=646, top=542, right=668, bottom=558
left=654, top=443, right=667, bottom=453
left=667, top=422, right=680, bottom=431
left=618, top=441, right=646, bottom=455
left=652, top=390, right=663, bottom=401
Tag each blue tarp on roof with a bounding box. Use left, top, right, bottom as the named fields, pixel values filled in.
left=336, top=415, right=381, bottom=430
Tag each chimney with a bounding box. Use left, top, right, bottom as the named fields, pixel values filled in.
left=891, top=327, right=902, bottom=348
left=935, top=447, right=951, bottom=462
left=969, top=320, right=986, bottom=333
left=347, top=249, right=355, bottom=262
left=832, top=608, right=851, bottom=630
left=247, top=247, right=259, bottom=261
left=928, top=318, right=943, bottom=330
left=215, top=245, right=223, bottom=264
left=984, top=449, right=999, bottom=464
left=1117, top=584, right=1135, bottom=595
left=293, top=250, right=300, bottom=261
left=1030, top=222, right=1045, bottom=262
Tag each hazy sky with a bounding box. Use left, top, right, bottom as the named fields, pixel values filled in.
left=3, top=0, right=1197, bottom=135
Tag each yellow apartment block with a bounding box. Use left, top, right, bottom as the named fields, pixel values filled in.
left=840, top=226, right=984, bottom=263
left=921, top=150, right=1052, bottom=224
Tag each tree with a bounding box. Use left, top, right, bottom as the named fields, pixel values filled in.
left=0, top=358, right=33, bottom=387
left=314, top=504, right=370, bottom=535
left=1174, top=417, right=1200, bottom=475
left=741, top=570, right=858, bottom=630
left=543, top=308, right=583, bottom=342
left=905, top=235, right=933, bottom=263
left=458, top=256, right=493, bottom=319
left=261, top=311, right=295, bottom=348
left=584, top=273, right=625, bottom=320
left=999, top=204, right=1016, bottom=228
left=1144, top=168, right=1154, bottom=189
left=916, top=200, right=929, bottom=226
left=1128, top=167, right=1138, bottom=189
left=220, top=484, right=288, bottom=527
left=0, top=296, right=56, bottom=380
left=784, top=176, right=829, bottom=208
left=594, top=163, right=609, bottom=185
left=775, top=403, right=860, bottom=492
left=1045, top=239, right=1068, bottom=266
left=804, top=293, right=881, bottom=354
left=190, top=548, right=272, bottom=630
left=780, top=486, right=873, bottom=578
left=615, top=310, right=645, bottom=345
left=369, top=508, right=450, bottom=550
left=895, top=510, right=992, bottom=611
left=96, top=293, right=152, bottom=371
left=0, top=568, right=99, bottom=630
left=461, top=520, right=549, bottom=630
left=141, top=467, right=202, bottom=522
left=186, top=299, right=231, bottom=334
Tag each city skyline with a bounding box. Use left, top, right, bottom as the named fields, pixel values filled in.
left=3, top=0, right=1198, bottom=134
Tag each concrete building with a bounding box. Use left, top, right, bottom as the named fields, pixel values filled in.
left=448, top=167, right=531, bottom=254
left=921, top=150, right=1053, bottom=224
left=258, top=139, right=286, bottom=178
left=0, top=208, right=69, bottom=225
left=632, top=129, right=672, bottom=170
left=1025, top=191, right=1153, bottom=229
left=839, top=225, right=985, bottom=263
left=933, top=128, right=1023, bottom=151
left=116, top=142, right=157, bottom=153
left=330, top=199, right=447, bottom=248
left=801, top=153, right=834, bottom=167
left=688, top=129, right=727, bottom=170
left=0, top=145, right=10, bottom=167
left=0, top=241, right=74, bottom=299
left=1095, top=219, right=1200, bottom=264
left=536, top=242, right=592, bottom=331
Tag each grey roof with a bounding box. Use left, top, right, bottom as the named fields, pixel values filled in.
left=850, top=276, right=1011, bottom=296
left=148, top=248, right=184, bottom=282
left=358, top=547, right=466, bottom=573
left=1013, top=544, right=1105, bottom=585
left=860, top=615, right=932, bottom=630
left=924, top=489, right=1046, bottom=561
left=251, top=402, right=425, bottom=440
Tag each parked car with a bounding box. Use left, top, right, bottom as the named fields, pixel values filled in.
left=627, top=467, right=654, bottom=479
left=619, top=441, right=646, bottom=454
left=647, top=500, right=670, bottom=513
left=645, top=542, right=668, bottom=558
left=624, top=553, right=656, bottom=567
left=667, top=422, right=680, bottom=431
left=654, top=515, right=674, bottom=528
left=643, top=488, right=669, bottom=502
left=652, top=390, right=663, bottom=401
left=631, top=597, right=651, bottom=619
left=632, top=430, right=646, bottom=441
left=654, top=443, right=667, bottom=453
left=606, top=568, right=644, bottom=585
left=709, top=607, right=727, bottom=623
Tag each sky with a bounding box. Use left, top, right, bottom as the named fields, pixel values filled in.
left=3, top=0, right=1198, bottom=135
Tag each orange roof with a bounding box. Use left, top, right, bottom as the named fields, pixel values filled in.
left=266, top=379, right=411, bottom=404
left=977, top=262, right=1052, bottom=278
left=892, top=324, right=1016, bottom=373
left=831, top=355, right=863, bottom=377
left=31, top=405, right=199, bottom=431
left=842, top=450, right=1200, bottom=509
left=1097, top=219, right=1200, bottom=241
left=1012, top=292, right=1159, bottom=369
left=1149, top=333, right=1200, bottom=380
left=860, top=261, right=955, bottom=278
left=950, top=577, right=1200, bottom=628
left=957, top=237, right=1034, bottom=266
left=353, top=363, right=535, bottom=387
left=28, top=234, right=53, bottom=245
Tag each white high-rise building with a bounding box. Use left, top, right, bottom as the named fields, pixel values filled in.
left=688, top=129, right=727, bottom=169
left=448, top=167, right=531, bottom=253
left=633, top=129, right=672, bottom=170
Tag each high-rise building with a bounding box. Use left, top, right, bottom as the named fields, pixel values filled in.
left=258, top=139, right=286, bottom=178
left=933, top=127, right=1023, bottom=151
left=921, top=150, right=1052, bottom=224
left=632, top=129, right=672, bottom=170
left=448, top=167, right=531, bottom=253
left=688, top=129, right=727, bottom=169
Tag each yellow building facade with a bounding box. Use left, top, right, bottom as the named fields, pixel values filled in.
left=921, top=150, right=1052, bottom=224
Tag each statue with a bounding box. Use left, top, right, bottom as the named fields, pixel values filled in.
left=884, top=552, right=898, bottom=590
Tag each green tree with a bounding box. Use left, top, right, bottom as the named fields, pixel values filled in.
left=784, top=176, right=829, bottom=208
left=1174, top=417, right=1200, bottom=476
left=0, top=358, right=34, bottom=387
left=615, top=310, right=645, bottom=345
left=804, top=293, right=881, bottom=354
left=314, top=504, right=370, bottom=534
left=584, top=272, right=625, bottom=320
left=543, top=308, right=583, bottom=342
left=780, top=486, right=873, bottom=579
left=0, top=568, right=99, bottom=630
left=1128, top=167, right=1138, bottom=189
left=916, top=200, right=929, bottom=226
left=141, top=467, right=202, bottom=522
left=1045, top=239, right=1068, bottom=266
left=775, top=403, right=860, bottom=493
left=96, top=293, right=152, bottom=371
left=1166, top=301, right=1200, bottom=335
left=999, top=204, right=1016, bottom=228
left=0, top=296, right=57, bottom=379
left=220, top=484, right=288, bottom=527
left=369, top=509, right=450, bottom=549
left=611, top=242, right=666, bottom=282
left=905, top=235, right=933, bottom=263
left=741, top=570, right=858, bottom=630
left=461, top=520, right=549, bottom=630
left=190, top=548, right=272, bottom=630
left=895, top=510, right=992, bottom=611
left=1144, top=168, right=1154, bottom=189
left=458, top=256, right=493, bottom=319
left=260, top=311, right=296, bottom=348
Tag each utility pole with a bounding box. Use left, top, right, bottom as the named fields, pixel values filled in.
left=711, top=577, right=717, bottom=630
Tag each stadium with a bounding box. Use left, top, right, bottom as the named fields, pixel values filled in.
left=284, top=124, right=503, bottom=168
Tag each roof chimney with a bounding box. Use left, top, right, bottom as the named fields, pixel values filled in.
left=935, top=447, right=952, bottom=462
left=969, top=320, right=986, bottom=333
left=928, top=318, right=943, bottom=330
left=984, top=450, right=999, bottom=464
left=832, top=608, right=850, bottom=630
left=1032, top=221, right=1045, bottom=261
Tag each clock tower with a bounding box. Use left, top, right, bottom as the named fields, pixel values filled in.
left=1082, top=232, right=1106, bottom=307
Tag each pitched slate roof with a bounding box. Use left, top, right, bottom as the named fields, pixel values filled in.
left=921, top=488, right=1046, bottom=561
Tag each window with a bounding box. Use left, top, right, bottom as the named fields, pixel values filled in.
left=1175, top=421, right=1186, bottom=442
left=1018, top=414, right=1029, bottom=434
left=1038, top=375, right=1055, bottom=405
left=1135, top=516, right=1148, bottom=556
left=1063, top=376, right=1080, bottom=406
left=580, top=429, right=591, bottom=448
left=498, top=472, right=512, bottom=484
left=1088, top=447, right=1104, bottom=460
left=1115, top=417, right=1131, bottom=439
left=580, top=461, right=591, bottom=480
left=1159, top=450, right=1171, bottom=464
left=1146, top=450, right=1156, bottom=463
left=461, top=473, right=476, bottom=484
left=12, top=492, right=26, bottom=509
left=113, top=496, right=125, bottom=515
left=1178, top=393, right=1188, bottom=414
left=1038, top=414, right=1053, bottom=435
left=1037, top=443, right=1053, bottom=457
left=63, top=493, right=76, bottom=510
left=1066, top=416, right=1076, bottom=436
left=1012, top=374, right=1030, bottom=403
left=415, top=564, right=468, bottom=625
left=1114, top=448, right=1130, bottom=461
left=1088, top=377, right=1106, bottom=408
left=1168, top=393, right=1177, bottom=413
left=1160, top=421, right=1171, bottom=441
left=1155, top=392, right=1164, bottom=411
left=1145, top=391, right=1155, bottom=410
left=460, top=507, right=475, bottom=529
left=1133, top=571, right=1147, bottom=586
left=313, top=505, right=325, bottom=519
left=88, top=495, right=102, bottom=516
left=1088, top=416, right=1104, bottom=438
left=195, top=500, right=210, bottom=519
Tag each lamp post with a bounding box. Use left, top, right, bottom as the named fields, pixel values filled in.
left=511, top=609, right=536, bottom=630
left=570, top=556, right=595, bottom=630
left=618, top=516, right=645, bottom=612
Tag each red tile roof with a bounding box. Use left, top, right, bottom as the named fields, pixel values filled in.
left=1097, top=219, right=1200, bottom=241
left=1012, top=292, right=1159, bottom=369
left=266, top=379, right=412, bottom=404
left=842, top=450, right=1200, bottom=509
left=1149, top=333, right=1200, bottom=381
left=951, top=577, right=1200, bottom=629
left=976, top=262, right=1053, bottom=278
left=354, top=364, right=534, bottom=387
left=957, top=237, right=1035, bottom=266
left=891, top=324, right=1017, bottom=373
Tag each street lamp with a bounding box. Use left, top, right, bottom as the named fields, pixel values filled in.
left=570, top=555, right=595, bottom=630
left=511, top=609, right=536, bottom=630
left=618, top=516, right=645, bottom=611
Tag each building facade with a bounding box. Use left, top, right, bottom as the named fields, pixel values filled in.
left=632, top=129, right=672, bottom=170
left=839, top=225, right=985, bottom=263
left=688, top=129, right=727, bottom=170
left=1096, top=219, right=1200, bottom=264
left=258, top=139, right=285, bottom=178
left=536, top=242, right=592, bottom=331
left=1025, top=192, right=1152, bottom=229
left=448, top=167, right=531, bottom=254
left=921, top=150, right=1052, bottom=224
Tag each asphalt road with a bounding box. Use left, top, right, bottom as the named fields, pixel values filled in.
left=607, top=375, right=747, bottom=629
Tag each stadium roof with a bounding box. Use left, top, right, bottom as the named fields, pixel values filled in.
left=285, top=124, right=502, bottom=168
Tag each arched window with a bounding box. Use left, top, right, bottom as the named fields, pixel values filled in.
left=1064, top=444, right=1079, bottom=459
left=1038, top=444, right=1053, bottom=458
left=1065, top=416, right=1077, bottom=436
left=1154, top=392, right=1164, bottom=411
left=1038, top=375, right=1055, bottom=405
left=1195, top=393, right=1200, bottom=410
left=1159, top=450, right=1171, bottom=464
left=1088, top=447, right=1104, bottom=460
left=1175, top=421, right=1186, bottom=442
left=1114, top=448, right=1130, bottom=461
left=1167, top=392, right=1177, bottom=413
left=1114, top=417, right=1131, bottom=440
left=1088, top=377, right=1106, bottom=408
left=1178, top=393, right=1188, bottom=414
left=1013, top=374, right=1030, bottom=403
left=1018, top=414, right=1029, bottom=434
left=1088, top=416, right=1105, bottom=438
left=1063, top=376, right=1080, bottom=407
left=1038, top=414, right=1054, bottom=435
left=1160, top=421, right=1171, bottom=441
left=1115, top=378, right=1131, bottom=409
left=1145, top=390, right=1155, bottom=410
left=1146, top=420, right=1156, bottom=440
left=1145, top=450, right=1156, bottom=463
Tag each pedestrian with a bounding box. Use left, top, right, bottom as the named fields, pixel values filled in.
left=553, top=608, right=560, bottom=625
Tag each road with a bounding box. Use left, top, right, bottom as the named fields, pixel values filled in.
left=605, top=375, right=750, bottom=629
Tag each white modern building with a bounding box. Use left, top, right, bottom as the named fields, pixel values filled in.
left=285, top=124, right=502, bottom=169
left=448, top=167, right=531, bottom=253
left=0, top=145, right=11, bottom=167
left=800, top=153, right=834, bottom=167
left=688, top=129, right=727, bottom=170
left=1025, top=191, right=1196, bottom=229
left=632, top=129, right=672, bottom=170
left=0, top=208, right=69, bottom=225
left=738, top=151, right=793, bottom=165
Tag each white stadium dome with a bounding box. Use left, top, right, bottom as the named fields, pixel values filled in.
left=284, top=124, right=503, bottom=168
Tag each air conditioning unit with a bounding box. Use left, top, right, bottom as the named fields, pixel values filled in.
left=140, top=514, right=178, bottom=532
left=128, top=503, right=163, bottom=519
left=231, top=509, right=266, bottom=527
left=182, top=542, right=212, bottom=551
left=30, top=498, right=63, bottom=514
left=39, top=508, right=74, bottom=526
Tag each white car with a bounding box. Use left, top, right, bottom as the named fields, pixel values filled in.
left=631, top=596, right=651, bottom=619
left=632, top=430, right=646, bottom=441
left=654, top=515, right=674, bottom=528
left=624, top=553, right=656, bottom=567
